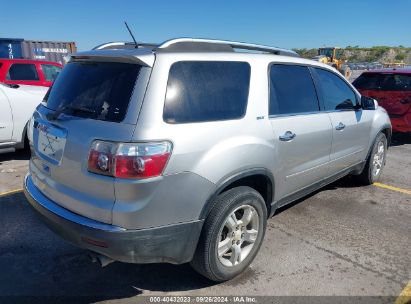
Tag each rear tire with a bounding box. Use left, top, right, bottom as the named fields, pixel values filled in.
left=190, top=186, right=267, bottom=282
left=356, top=133, right=387, bottom=185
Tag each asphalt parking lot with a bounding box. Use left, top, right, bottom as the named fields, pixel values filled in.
left=0, top=133, right=410, bottom=303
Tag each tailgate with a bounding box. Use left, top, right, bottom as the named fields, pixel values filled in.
left=28, top=56, right=152, bottom=225
left=30, top=110, right=137, bottom=224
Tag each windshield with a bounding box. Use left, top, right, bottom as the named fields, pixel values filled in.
left=353, top=73, right=411, bottom=91
left=319, top=48, right=333, bottom=57
left=45, top=61, right=141, bottom=122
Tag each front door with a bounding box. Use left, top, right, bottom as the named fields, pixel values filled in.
left=313, top=68, right=372, bottom=174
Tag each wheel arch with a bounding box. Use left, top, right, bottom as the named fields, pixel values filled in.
left=199, top=168, right=275, bottom=220
left=380, top=126, right=392, bottom=147
left=354, top=125, right=391, bottom=175
left=15, top=120, right=29, bottom=149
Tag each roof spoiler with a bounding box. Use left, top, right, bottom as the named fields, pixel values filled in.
left=70, top=48, right=155, bottom=67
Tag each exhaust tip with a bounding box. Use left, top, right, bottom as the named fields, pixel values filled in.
left=88, top=252, right=114, bottom=267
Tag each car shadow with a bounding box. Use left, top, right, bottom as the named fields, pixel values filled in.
left=0, top=149, right=31, bottom=162
left=0, top=192, right=215, bottom=301
left=390, top=132, right=411, bottom=147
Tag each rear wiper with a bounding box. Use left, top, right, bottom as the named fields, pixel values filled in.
left=47, top=104, right=95, bottom=121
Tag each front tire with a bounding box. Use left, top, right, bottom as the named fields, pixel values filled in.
left=356, top=133, right=387, bottom=185
left=190, top=186, right=267, bottom=282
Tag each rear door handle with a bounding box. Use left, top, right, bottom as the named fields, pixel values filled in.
left=335, top=122, right=346, bottom=131
left=279, top=131, right=296, bottom=141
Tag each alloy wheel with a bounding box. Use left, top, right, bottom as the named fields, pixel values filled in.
left=217, top=205, right=259, bottom=267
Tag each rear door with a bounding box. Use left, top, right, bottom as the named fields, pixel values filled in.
left=0, top=86, right=13, bottom=142
left=313, top=68, right=372, bottom=174
left=268, top=64, right=332, bottom=199
left=30, top=59, right=151, bottom=224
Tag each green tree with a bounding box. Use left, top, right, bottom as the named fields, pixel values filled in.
left=395, top=53, right=406, bottom=61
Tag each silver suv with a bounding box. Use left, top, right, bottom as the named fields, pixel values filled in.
left=24, top=38, right=391, bottom=282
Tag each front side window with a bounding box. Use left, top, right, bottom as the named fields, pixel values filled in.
left=315, top=68, right=357, bottom=111
left=41, top=64, right=62, bottom=81
left=269, top=64, right=320, bottom=115
left=163, top=61, right=250, bottom=123
left=6, top=63, right=39, bottom=81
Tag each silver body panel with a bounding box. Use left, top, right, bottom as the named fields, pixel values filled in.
left=269, top=113, right=333, bottom=198
left=27, top=44, right=391, bottom=234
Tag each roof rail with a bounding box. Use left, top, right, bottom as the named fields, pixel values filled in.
left=156, top=38, right=299, bottom=57
left=92, top=38, right=299, bottom=57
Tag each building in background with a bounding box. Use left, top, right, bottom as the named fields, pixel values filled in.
left=0, top=38, right=76, bottom=65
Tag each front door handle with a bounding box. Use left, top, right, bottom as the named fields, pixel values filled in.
left=335, top=122, right=346, bottom=131
left=279, top=131, right=296, bottom=141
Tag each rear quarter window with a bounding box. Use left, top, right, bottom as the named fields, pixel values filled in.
left=163, top=61, right=251, bottom=123
left=41, top=64, right=62, bottom=81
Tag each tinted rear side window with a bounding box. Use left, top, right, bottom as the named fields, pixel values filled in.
left=45, top=62, right=141, bottom=122
left=41, top=64, right=62, bottom=81
left=269, top=64, right=319, bottom=115
left=315, top=68, right=356, bottom=111
left=6, top=63, right=39, bottom=80
left=353, top=73, right=411, bottom=91
left=163, top=61, right=250, bottom=123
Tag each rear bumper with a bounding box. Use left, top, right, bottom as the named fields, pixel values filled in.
left=23, top=174, right=203, bottom=264
left=390, top=113, right=411, bottom=133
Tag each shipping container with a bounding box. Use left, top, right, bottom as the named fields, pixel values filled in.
left=0, top=38, right=23, bottom=59
left=0, top=38, right=77, bottom=64
left=21, top=40, right=77, bottom=65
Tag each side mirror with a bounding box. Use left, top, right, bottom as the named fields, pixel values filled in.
left=1, top=83, right=20, bottom=89
left=361, top=96, right=377, bottom=110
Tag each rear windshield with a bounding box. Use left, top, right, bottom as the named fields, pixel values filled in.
left=353, top=73, right=411, bottom=91
left=45, top=61, right=141, bottom=122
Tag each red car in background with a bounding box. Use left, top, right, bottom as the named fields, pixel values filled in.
left=353, top=68, right=411, bottom=133
left=0, top=58, right=62, bottom=87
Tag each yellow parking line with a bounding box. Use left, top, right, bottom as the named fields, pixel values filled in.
left=0, top=188, right=23, bottom=198
left=395, top=280, right=411, bottom=304
left=373, top=182, right=411, bottom=196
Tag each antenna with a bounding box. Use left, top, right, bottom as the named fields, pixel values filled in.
left=124, top=21, right=138, bottom=48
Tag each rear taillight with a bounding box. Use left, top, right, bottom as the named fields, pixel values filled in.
left=88, top=141, right=116, bottom=176
left=88, top=141, right=172, bottom=179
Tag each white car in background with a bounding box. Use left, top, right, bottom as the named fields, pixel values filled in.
left=0, top=83, right=48, bottom=153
